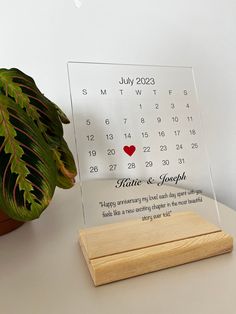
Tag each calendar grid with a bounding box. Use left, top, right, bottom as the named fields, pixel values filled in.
left=68, top=62, right=220, bottom=227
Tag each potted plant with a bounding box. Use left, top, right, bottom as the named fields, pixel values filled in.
left=0, top=68, right=77, bottom=235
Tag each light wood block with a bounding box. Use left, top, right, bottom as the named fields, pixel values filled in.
left=79, top=211, right=233, bottom=286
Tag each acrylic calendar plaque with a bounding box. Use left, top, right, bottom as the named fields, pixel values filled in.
left=68, top=62, right=234, bottom=286
left=68, top=62, right=220, bottom=228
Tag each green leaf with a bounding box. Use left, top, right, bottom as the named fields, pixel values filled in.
left=0, top=68, right=64, bottom=147
left=52, top=138, right=77, bottom=189
left=0, top=68, right=77, bottom=221
left=0, top=94, right=57, bottom=221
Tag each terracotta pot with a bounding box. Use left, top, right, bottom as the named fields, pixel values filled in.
left=0, top=210, right=24, bottom=236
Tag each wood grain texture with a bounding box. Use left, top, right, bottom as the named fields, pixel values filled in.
left=80, top=211, right=220, bottom=259
left=79, top=211, right=233, bottom=286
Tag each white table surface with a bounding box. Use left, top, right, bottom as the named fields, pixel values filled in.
left=0, top=184, right=235, bottom=314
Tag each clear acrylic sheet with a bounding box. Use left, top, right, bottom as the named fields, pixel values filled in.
left=67, top=62, right=220, bottom=235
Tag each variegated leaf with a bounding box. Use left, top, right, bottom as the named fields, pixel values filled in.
left=0, top=68, right=77, bottom=221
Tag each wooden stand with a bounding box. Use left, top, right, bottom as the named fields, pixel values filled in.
left=79, top=211, right=233, bottom=286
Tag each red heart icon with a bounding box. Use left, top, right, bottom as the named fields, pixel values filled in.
left=123, top=145, right=136, bottom=156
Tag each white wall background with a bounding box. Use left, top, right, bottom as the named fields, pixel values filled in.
left=1, top=0, right=236, bottom=209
